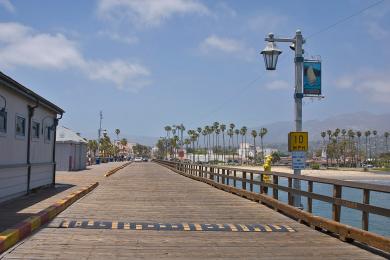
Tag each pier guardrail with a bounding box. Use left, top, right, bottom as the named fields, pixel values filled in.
left=154, top=159, right=390, bottom=253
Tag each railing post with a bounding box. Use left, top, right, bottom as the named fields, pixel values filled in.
left=362, top=189, right=370, bottom=231
left=308, top=181, right=313, bottom=213
left=233, top=170, right=236, bottom=187
left=273, top=175, right=278, bottom=200
left=332, top=185, right=342, bottom=222
left=249, top=172, right=253, bottom=192
left=210, top=167, right=214, bottom=181
left=242, top=171, right=247, bottom=190
left=226, top=170, right=230, bottom=186
left=260, top=174, right=264, bottom=194
left=288, top=177, right=293, bottom=206
left=222, top=169, right=225, bottom=184
left=217, top=168, right=220, bottom=183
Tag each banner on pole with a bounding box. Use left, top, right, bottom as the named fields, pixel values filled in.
left=303, top=60, right=321, bottom=95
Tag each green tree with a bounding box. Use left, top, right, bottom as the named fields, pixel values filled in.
left=220, top=124, right=226, bottom=162
left=259, top=127, right=268, bottom=161
left=240, top=126, right=247, bottom=163
left=251, top=130, right=258, bottom=163
left=234, top=129, right=240, bottom=160
left=356, top=131, right=362, bottom=165
left=364, top=130, right=371, bottom=161
left=88, top=140, right=98, bottom=157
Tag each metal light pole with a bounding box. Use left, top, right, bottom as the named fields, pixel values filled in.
left=261, top=30, right=305, bottom=207
left=97, top=111, right=103, bottom=157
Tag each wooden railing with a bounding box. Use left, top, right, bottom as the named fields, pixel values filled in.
left=155, top=159, right=390, bottom=253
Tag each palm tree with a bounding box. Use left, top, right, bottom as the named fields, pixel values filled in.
left=196, top=127, right=202, bottom=161
left=385, top=132, right=389, bottom=152
left=356, top=131, right=362, bottom=165
left=88, top=140, right=99, bottom=157
left=251, top=130, right=258, bottom=163
left=326, top=130, right=332, bottom=166
left=120, top=138, right=128, bottom=158
left=240, top=126, right=247, bottom=163
left=215, top=128, right=221, bottom=161
left=229, top=123, right=235, bottom=160
left=202, top=129, right=208, bottom=162
left=364, top=130, right=371, bottom=161
left=164, top=126, right=172, bottom=159
left=333, top=129, right=340, bottom=166
left=227, top=128, right=234, bottom=160
left=234, top=129, right=240, bottom=160
left=259, top=127, right=268, bottom=162
left=341, top=129, right=347, bottom=166
left=220, top=124, right=226, bottom=162
left=347, top=130, right=355, bottom=167
left=184, top=138, right=191, bottom=153
left=115, top=128, right=120, bottom=140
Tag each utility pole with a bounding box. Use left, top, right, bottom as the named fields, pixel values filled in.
left=97, top=111, right=103, bottom=156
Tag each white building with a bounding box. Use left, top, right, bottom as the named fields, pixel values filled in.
left=0, top=72, right=64, bottom=203
left=55, top=126, right=87, bottom=171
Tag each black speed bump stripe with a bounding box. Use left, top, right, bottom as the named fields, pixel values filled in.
left=58, top=220, right=296, bottom=232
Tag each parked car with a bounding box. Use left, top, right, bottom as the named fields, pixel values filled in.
left=134, top=157, right=143, bottom=162
left=142, top=157, right=149, bottom=162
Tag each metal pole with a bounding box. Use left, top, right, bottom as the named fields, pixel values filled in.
left=97, top=111, right=102, bottom=157
left=293, top=30, right=303, bottom=207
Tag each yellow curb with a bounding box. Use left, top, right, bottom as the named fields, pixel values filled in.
left=104, top=162, right=132, bottom=177
left=0, top=182, right=99, bottom=254
left=0, top=229, right=19, bottom=252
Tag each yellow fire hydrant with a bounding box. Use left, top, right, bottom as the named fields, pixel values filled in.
left=262, top=155, right=273, bottom=193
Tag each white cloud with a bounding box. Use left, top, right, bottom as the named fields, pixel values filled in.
left=97, top=0, right=210, bottom=27
left=86, top=60, right=150, bottom=91
left=0, top=0, right=15, bottom=13
left=264, top=80, right=290, bottom=90
left=98, top=30, right=139, bottom=45
left=200, top=35, right=255, bottom=61
left=0, top=22, right=150, bottom=91
left=335, top=69, right=390, bottom=103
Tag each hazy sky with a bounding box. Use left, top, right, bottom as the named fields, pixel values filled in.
left=0, top=0, right=389, bottom=139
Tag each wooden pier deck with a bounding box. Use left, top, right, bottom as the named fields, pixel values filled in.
left=1, top=162, right=384, bottom=259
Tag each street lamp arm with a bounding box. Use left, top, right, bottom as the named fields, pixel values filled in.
left=265, top=37, right=295, bottom=43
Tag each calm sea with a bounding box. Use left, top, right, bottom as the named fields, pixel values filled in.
left=231, top=177, right=390, bottom=237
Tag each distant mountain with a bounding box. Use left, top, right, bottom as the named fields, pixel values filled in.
left=251, top=112, right=390, bottom=144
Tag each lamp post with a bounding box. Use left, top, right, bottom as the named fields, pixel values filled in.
left=261, top=30, right=304, bottom=207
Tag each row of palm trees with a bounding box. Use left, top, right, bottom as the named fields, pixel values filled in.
left=162, top=123, right=268, bottom=163
left=320, top=129, right=390, bottom=167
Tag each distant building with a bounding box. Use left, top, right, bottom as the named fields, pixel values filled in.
left=55, top=126, right=87, bottom=171
left=0, top=72, right=64, bottom=203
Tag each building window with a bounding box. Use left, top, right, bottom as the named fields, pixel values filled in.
left=15, top=115, right=26, bottom=136
left=45, top=126, right=51, bottom=142
left=32, top=121, right=40, bottom=139
left=0, top=110, right=6, bottom=133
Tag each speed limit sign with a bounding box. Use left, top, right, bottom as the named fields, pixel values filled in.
left=288, top=132, right=308, bottom=152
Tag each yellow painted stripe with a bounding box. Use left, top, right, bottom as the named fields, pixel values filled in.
left=264, top=225, right=272, bottom=232
left=272, top=225, right=281, bottom=230
left=0, top=229, right=20, bottom=250
left=136, top=224, right=142, bottom=230
left=238, top=224, right=250, bottom=232
left=75, top=221, right=83, bottom=227
left=27, top=216, right=41, bottom=231
left=61, top=220, right=69, bottom=228
left=124, top=223, right=130, bottom=230
left=87, top=220, right=94, bottom=227
left=194, top=224, right=202, bottom=231
left=228, top=224, right=238, bottom=232
left=112, top=222, right=118, bottom=229
left=183, top=223, right=190, bottom=231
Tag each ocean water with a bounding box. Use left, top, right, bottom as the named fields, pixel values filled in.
left=226, top=175, right=390, bottom=237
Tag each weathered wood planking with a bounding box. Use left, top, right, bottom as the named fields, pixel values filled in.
left=2, top=162, right=385, bottom=259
